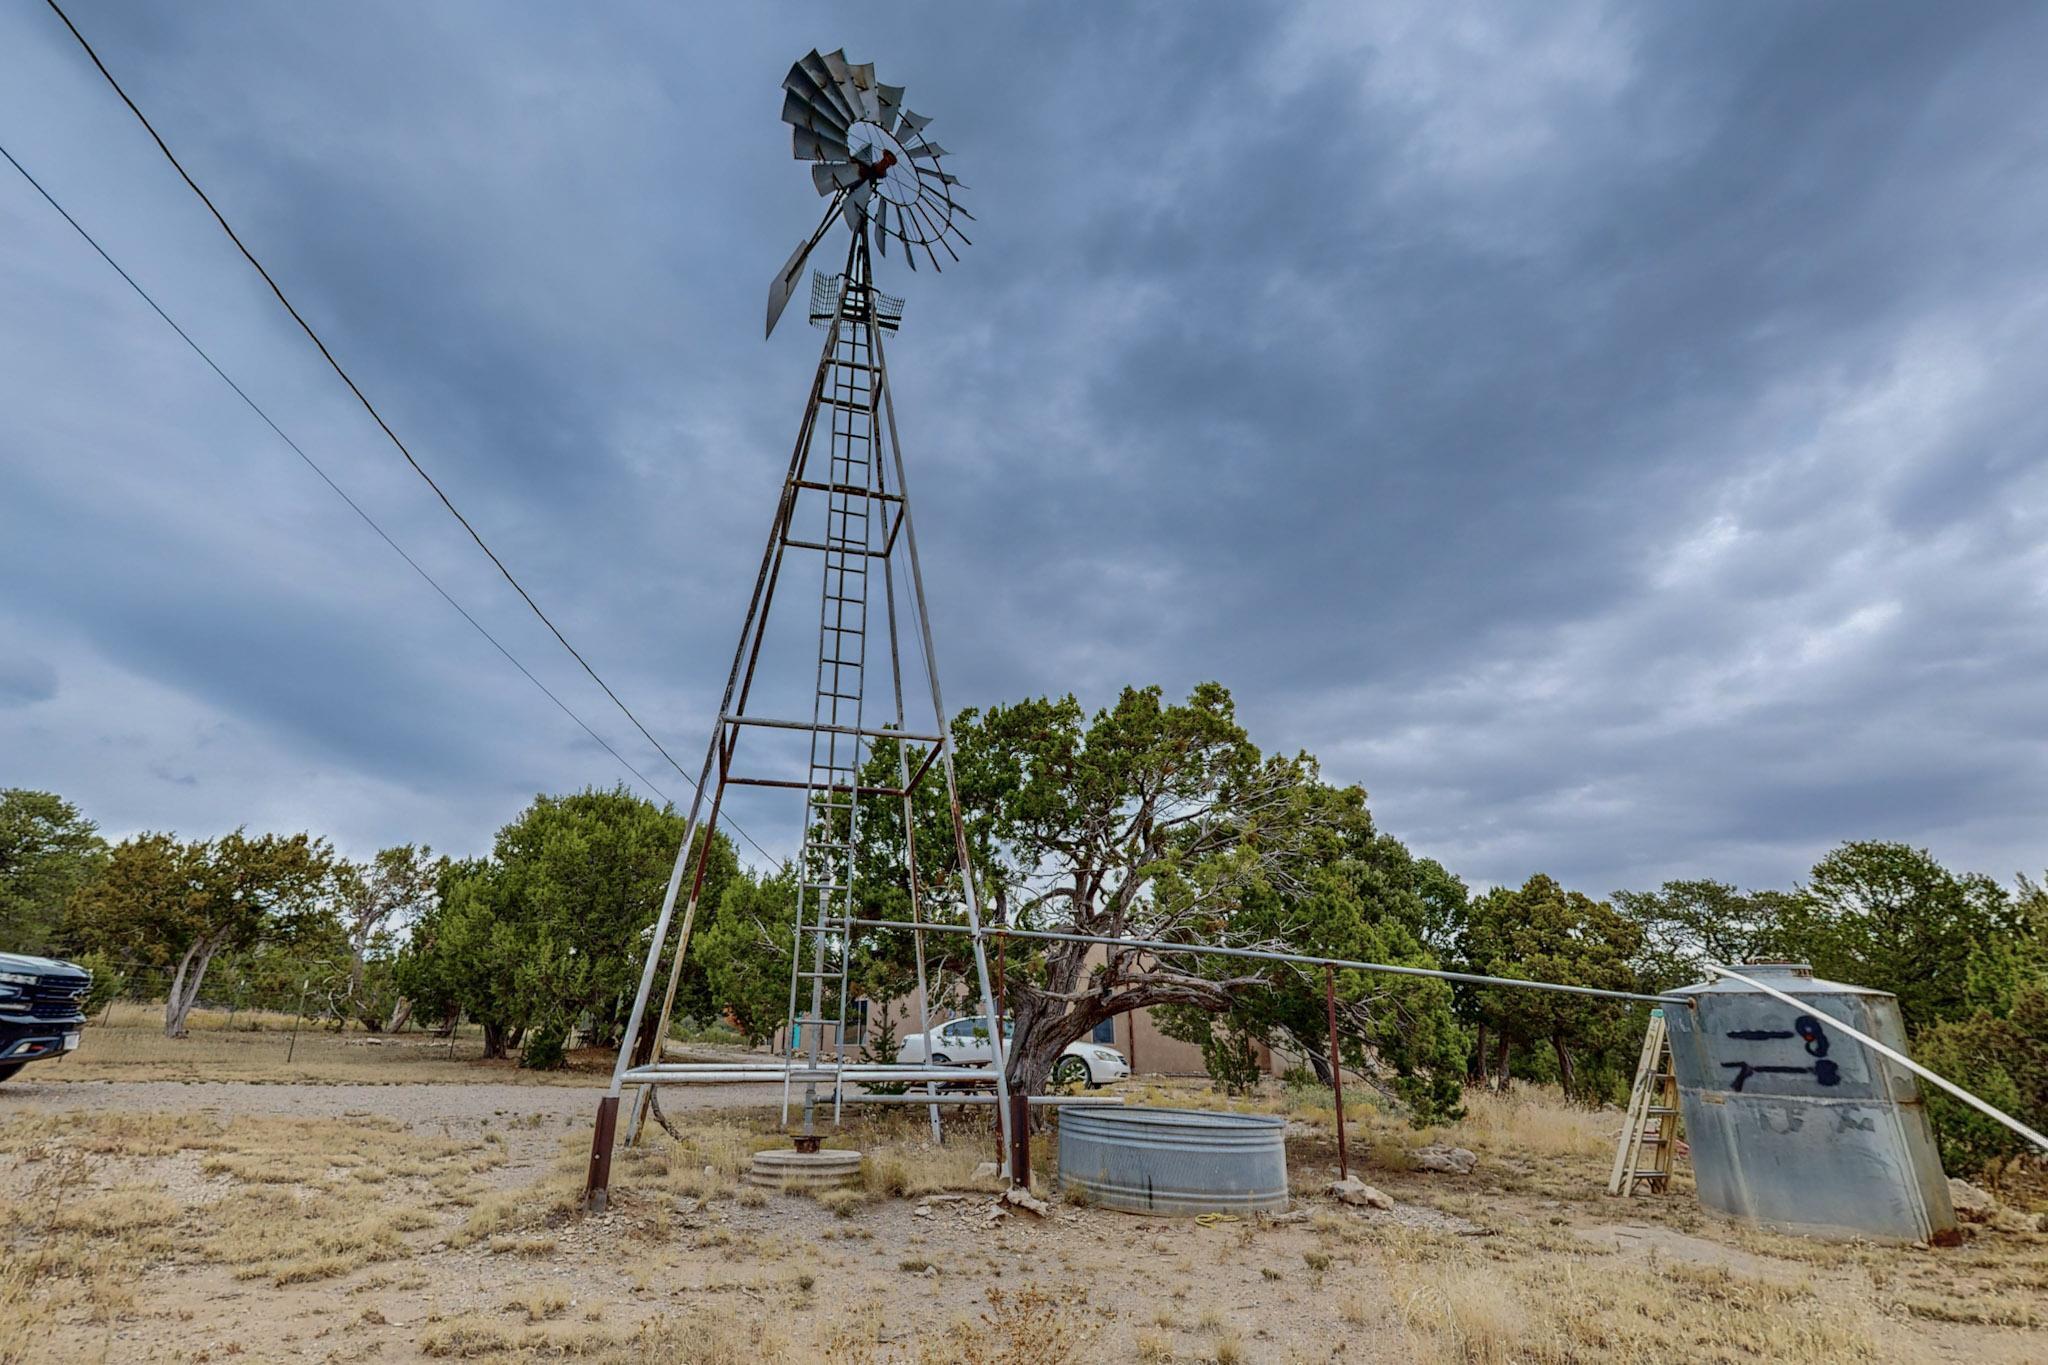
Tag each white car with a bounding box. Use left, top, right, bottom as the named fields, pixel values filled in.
left=895, top=1015, right=1130, bottom=1087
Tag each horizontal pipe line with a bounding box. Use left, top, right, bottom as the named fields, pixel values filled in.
left=622, top=1065, right=1000, bottom=1084
left=815, top=1093, right=1125, bottom=1107
left=726, top=776, right=906, bottom=798
left=721, top=713, right=942, bottom=744
left=819, top=918, right=1681, bottom=1006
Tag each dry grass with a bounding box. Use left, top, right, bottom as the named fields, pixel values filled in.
left=45, top=1020, right=608, bottom=1085
left=0, top=1107, right=507, bottom=1326
left=6, top=1080, right=2046, bottom=1362
left=917, top=1286, right=1096, bottom=1365
left=1388, top=1253, right=1900, bottom=1363
left=1438, top=1087, right=1613, bottom=1159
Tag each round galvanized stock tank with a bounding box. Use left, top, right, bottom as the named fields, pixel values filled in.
left=1057, top=1106, right=1288, bottom=1216
left=1664, top=962, right=1957, bottom=1244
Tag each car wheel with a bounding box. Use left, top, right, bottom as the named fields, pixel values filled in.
left=931, top=1053, right=950, bottom=1065
left=0, top=1062, right=24, bottom=1084
left=1052, top=1055, right=1091, bottom=1087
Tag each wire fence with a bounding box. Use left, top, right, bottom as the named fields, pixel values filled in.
left=78, top=958, right=494, bottom=1059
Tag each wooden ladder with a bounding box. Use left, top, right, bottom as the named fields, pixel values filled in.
left=1607, top=1008, right=1680, bottom=1196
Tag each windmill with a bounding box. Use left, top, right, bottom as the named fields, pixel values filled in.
left=583, top=49, right=1007, bottom=1210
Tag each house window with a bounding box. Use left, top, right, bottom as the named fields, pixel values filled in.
left=1092, top=1017, right=1116, bottom=1044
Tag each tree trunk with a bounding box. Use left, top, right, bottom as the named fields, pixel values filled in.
left=1492, top=1032, right=1512, bottom=1094
left=164, top=937, right=219, bottom=1039
left=481, top=1021, right=509, bottom=1060
left=1550, top=1034, right=1576, bottom=1100
left=1307, top=1036, right=1334, bottom=1086
left=384, top=998, right=414, bottom=1034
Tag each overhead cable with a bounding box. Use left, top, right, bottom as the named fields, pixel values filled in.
left=39, top=0, right=777, bottom=866
left=0, top=142, right=682, bottom=813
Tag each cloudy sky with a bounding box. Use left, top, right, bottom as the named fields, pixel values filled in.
left=4, top=1, right=2046, bottom=899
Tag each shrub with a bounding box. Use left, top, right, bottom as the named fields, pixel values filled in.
left=1915, top=985, right=2048, bottom=1184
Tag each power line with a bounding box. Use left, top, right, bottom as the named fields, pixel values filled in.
left=38, top=0, right=779, bottom=867
left=0, top=140, right=774, bottom=868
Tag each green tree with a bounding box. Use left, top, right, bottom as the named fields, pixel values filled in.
left=0, top=788, right=107, bottom=953
left=404, top=788, right=735, bottom=1067
left=1612, top=879, right=1799, bottom=990
left=1460, top=875, right=1646, bottom=1103
left=1915, top=985, right=2048, bottom=1183
left=848, top=682, right=1465, bottom=1109
left=64, top=829, right=333, bottom=1037
left=329, top=845, right=442, bottom=1031
left=1780, top=842, right=2022, bottom=1034
left=391, top=857, right=491, bottom=1039
left=696, top=870, right=800, bottom=1045
left=1161, top=786, right=1467, bottom=1121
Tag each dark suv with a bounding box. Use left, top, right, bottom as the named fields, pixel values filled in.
left=0, top=952, right=92, bottom=1082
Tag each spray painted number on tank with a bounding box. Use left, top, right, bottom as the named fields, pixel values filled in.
left=1720, top=1013, right=1842, bottom=1092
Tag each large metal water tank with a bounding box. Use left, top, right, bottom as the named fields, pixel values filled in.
left=1057, top=1106, right=1289, bottom=1215
left=1664, top=963, right=1957, bottom=1243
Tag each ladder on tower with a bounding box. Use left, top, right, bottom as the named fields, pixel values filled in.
left=1607, top=1007, right=1682, bottom=1196
left=781, top=272, right=883, bottom=1132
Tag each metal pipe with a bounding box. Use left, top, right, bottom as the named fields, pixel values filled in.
left=721, top=713, right=941, bottom=745
left=1325, top=965, right=1348, bottom=1183
left=816, top=1092, right=1124, bottom=1107
left=820, top=918, right=1682, bottom=1006
left=1702, top=961, right=2048, bottom=1153
left=623, top=1063, right=1000, bottom=1081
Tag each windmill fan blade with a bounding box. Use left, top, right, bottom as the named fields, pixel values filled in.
left=906, top=141, right=949, bottom=160
left=765, top=234, right=817, bottom=338
left=781, top=87, right=847, bottom=136
left=845, top=61, right=880, bottom=120
left=840, top=182, right=871, bottom=230
left=783, top=64, right=848, bottom=128
left=792, top=125, right=849, bottom=163
left=811, top=162, right=863, bottom=195
left=798, top=51, right=856, bottom=126
left=914, top=164, right=963, bottom=187
left=875, top=83, right=906, bottom=133
left=819, top=49, right=866, bottom=122
left=897, top=108, right=932, bottom=135
left=875, top=200, right=889, bottom=256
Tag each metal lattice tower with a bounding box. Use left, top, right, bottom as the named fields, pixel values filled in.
left=583, top=48, right=999, bottom=1210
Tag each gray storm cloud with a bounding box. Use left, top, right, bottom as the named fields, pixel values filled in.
left=3, top=1, right=2044, bottom=895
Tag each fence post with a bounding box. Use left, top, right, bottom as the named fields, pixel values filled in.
left=1325, top=965, right=1349, bottom=1183
left=1007, top=1090, right=1031, bottom=1190
left=285, top=978, right=310, bottom=1064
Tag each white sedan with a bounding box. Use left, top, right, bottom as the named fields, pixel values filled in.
left=895, top=1015, right=1130, bottom=1087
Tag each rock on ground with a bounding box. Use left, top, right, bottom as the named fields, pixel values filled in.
left=1413, top=1144, right=1478, bottom=1175
left=1948, top=1178, right=1998, bottom=1223
left=1328, top=1177, right=1394, bottom=1210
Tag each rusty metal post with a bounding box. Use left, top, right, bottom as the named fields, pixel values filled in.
left=1008, top=1090, right=1031, bottom=1189
left=584, top=1095, right=620, bottom=1211
left=1325, top=966, right=1348, bottom=1183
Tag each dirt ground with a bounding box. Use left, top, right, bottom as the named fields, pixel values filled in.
left=3, top=1038, right=2045, bottom=1363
